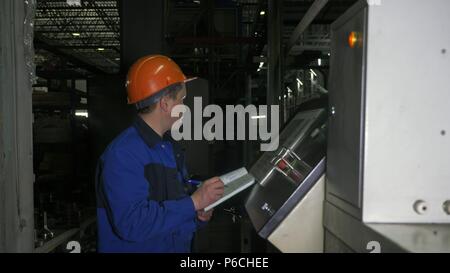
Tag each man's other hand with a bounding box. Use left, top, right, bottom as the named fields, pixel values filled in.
left=197, top=209, right=213, bottom=222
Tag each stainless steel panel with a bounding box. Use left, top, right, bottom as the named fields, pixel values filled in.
left=367, top=224, right=450, bottom=253
left=251, top=110, right=325, bottom=186
left=324, top=230, right=354, bottom=253
left=324, top=0, right=450, bottom=253
left=324, top=202, right=407, bottom=253
left=362, top=0, right=450, bottom=223
left=245, top=109, right=327, bottom=238
left=325, top=201, right=450, bottom=253
left=327, top=2, right=367, bottom=211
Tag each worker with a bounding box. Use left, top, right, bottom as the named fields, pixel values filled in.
left=95, top=55, right=225, bottom=253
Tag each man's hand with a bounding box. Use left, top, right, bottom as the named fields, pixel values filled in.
left=191, top=177, right=224, bottom=211
left=197, top=209, right=213, bottom=222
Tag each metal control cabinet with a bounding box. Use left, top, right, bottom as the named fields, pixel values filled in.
left=327, top=0, right=450, bottom=224
left=327, top=1, right=367, bottom=218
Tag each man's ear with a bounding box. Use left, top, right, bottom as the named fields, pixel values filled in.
left=159, top=96, right=169, bottom=113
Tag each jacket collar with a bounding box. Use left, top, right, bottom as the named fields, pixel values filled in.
left=133, top=116, right=166, bottom=148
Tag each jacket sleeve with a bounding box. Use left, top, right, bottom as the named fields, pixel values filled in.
left=179, top=151, right=210, bottom=231
left=101, top=147, right=197, bottom=243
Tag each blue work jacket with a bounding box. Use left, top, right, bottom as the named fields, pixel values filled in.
left=96, top=116, right=203, bottom=253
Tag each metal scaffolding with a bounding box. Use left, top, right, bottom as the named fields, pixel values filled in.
left=35, top=0, right=120, bottom=75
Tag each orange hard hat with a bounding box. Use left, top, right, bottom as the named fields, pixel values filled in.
left=126, top=55, right=194, bottom=107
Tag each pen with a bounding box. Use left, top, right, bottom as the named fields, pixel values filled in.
left=187, top=179, right=201, bottom=187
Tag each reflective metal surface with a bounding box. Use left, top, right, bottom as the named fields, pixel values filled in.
left=245, top=109, right=327, bottom=238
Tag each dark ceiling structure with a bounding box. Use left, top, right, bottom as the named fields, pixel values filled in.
left=35, top=0, right=120, bottom=77
left=33, top=0, right=357, bottom=81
